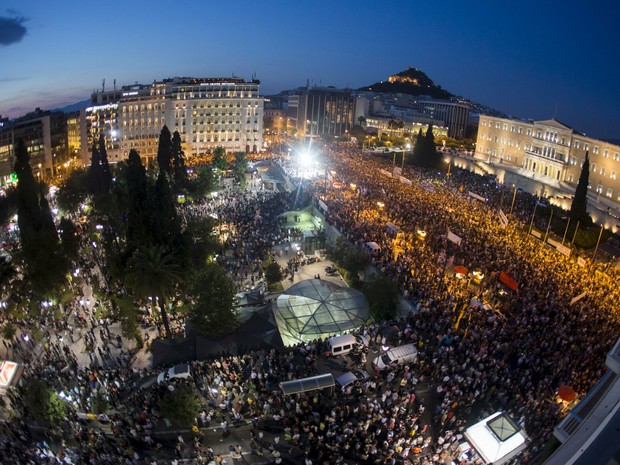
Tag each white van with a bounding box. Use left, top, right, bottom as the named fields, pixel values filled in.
left=373, top=343, right=417, bottom=370
left=328, top=334, right=369, bottom=357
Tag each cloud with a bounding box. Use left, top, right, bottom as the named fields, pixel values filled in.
left=0, top=16, right=27, bottom=46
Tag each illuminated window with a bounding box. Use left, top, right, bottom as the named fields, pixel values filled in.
left=574, top=140, right=580, bottom=149
left=611, top=170, right=617, bottom=180
left=604, top=149, right=609, bottom=157
left=615, top=153, right=619, bottom=161
left=593, top=146, right=599, bottom=154
left=607, top=188, right=613, bottom=197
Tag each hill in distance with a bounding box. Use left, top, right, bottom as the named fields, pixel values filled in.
left=359, top=66, right=453, bottom=100
left=53, top=99, right=91, bottom=113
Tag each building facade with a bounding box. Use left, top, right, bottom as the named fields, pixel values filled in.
left=287, top=87, right=355, bottom=139
left=82, top=76, right=264, bottom=164
left=0, top=109, right=68, bottom=183
left=476, top=117, right=620, bottom=213
left=416, top=97, right=469, bottom=139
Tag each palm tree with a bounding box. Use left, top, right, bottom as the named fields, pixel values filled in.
left=126, top=245, right=182, bottom=338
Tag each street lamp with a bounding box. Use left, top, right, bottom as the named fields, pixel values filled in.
left=401, top=143, right=411, bottom=171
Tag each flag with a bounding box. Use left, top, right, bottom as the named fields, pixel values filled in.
left=447, top=231, right=462, bottom=245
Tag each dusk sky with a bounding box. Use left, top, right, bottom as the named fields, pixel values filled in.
left=1, top=0, right=620, bottom=139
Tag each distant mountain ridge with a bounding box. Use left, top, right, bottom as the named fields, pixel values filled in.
left=53, top=99, right=91, bottom=113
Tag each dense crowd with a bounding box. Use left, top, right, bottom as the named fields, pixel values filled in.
left=0, top=146, right=619, bottom=465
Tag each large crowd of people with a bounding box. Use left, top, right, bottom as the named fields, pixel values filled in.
left=0, top=145, right=619, bottom=465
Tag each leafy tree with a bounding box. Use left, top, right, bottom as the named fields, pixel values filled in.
left=126, top=245, right=182, bottom=338
left=264, top=261, right=283, bottom=287
left=99, top=134, right=113, bottom=194
left=23, top=379, right=67, bottom=428
left=327, top=236, right=370, bottom=285
left=157, top=126, right=173, bottom=176
left=56, top=168, right=90, bottom=214
left=171, top=130, right=188, bottom=189
left=570, top=151, right=590, bottom=223
left=362, top=273, right=399, bottom=321
left=188, top=263, right=237, bottom=336
left=233, top=151, right=248, bottom=188
left=0, top=186, right=17, bottom=225
left=212, top=146, right=227, bottom=171
left=160, top=384, right=203, bottom=427
left=59, top=217, right=80, bottom=264
left=188, top=166, right=216, bottom=199
left=179, top=216, right=220, bottom=272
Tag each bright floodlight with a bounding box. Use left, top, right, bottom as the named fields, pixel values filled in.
left=299, top=149, right=314, bottom=168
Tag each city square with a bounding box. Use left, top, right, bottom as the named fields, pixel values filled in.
left=1, top=3, right=620, bottom=465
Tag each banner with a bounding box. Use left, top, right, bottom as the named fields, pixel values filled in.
left=318, top=200, right=328, bottom=212
left=393, top=167, right=402, bottom=176
left=498, top=209, right=508, bottom=227
left=422, top=185, right=435, bottom=193
left=570, top=291, right=587, bottom=305
left=468, top=191, right=486, bottom=202
left=577, top=257, right=586, bottom=267
left=555, top=243, right=571, bottom=257
left=400, top=176, right=412, bottom=186
left=447, top=231, right=462, bottom=246
left=531, top=230, right=542, bottom=239
left=380, top=169, right=392, bottom=178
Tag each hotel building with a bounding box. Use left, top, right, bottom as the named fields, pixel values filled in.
left=82, top=76, right=263, bottom=165
left=476, top=117, right=620, bottom=215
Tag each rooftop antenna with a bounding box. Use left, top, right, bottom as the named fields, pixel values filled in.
left=113, top=79, right=116, bottom=91
left=102, top=78, right=105, bottom=92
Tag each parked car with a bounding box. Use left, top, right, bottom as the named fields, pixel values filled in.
left=157, top=364, right=192, bottom=384
left=336, top=369, right=371, bottom=390
left=373, top=344, right=418, bottom=371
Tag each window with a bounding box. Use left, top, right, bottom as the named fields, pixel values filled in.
left=568, top=174, right=574, bottom=182
left=593, top=146, right=599, bottom=154
left=496, top=122, right=501, bottom=129
left=574, top=140, right=580, bottom=149
left=600, top=167, right=606, bottom=176
left=481, top=120, right=487, bottom=126
left=511, top=125, right=515, bottom=132
left=611, top=170, right=617, bottom=180
left=584, top=143, right=589, bottom=152
left=503, top=123, right=508, bottom=130
left=604, top=149, right=609, bottom=158
left=527, top=129, right=532, bottom=136
left=615, top=153, right=620, bottom=161
left=607, top=188, right=613, bottom=198
left=561, top=137, right=566, bottom=145
left=591, top=163, right=596, bottom=173
left=596, top=183, right=602, bottom=193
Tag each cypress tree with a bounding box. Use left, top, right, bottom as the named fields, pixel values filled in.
left=89, top=141, right=102, bottom=196
left=409, top=129, right=424, bottom=166
left=424, top=124, right=440, bottom=169
left=14, top=139, right=43, bottom=261
left=570, top=151, right=590, bottom=223
left=153, top=171, right=180, bottom=248
left=171, top=130, right=188, bottom=188
left=126, top=149, right=152, bottom=250
left=99, top=134, right=113, bottom=194
left=157, top=126, right=173, bottom=176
